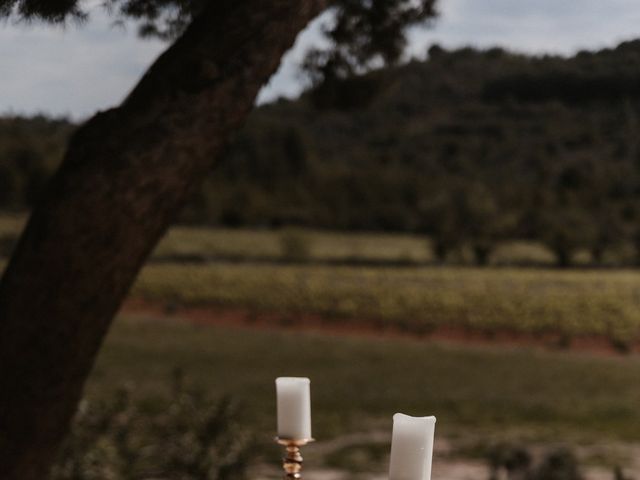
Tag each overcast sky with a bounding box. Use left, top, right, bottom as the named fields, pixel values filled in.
left=2, top=0, right=640, bottom=119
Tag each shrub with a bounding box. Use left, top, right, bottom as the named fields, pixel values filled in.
left=488, top=442, right=532, bottom=480
left=532, top=448, right=582, bottom=480
left=614, top=466, right=635, bottom=480
left=51, top=374, right=253, bottom=480
left=279, top=229, right=313, bottom=263
left=537, top=208, right=596, bottom=268
left=487, top=444, right=583, bottom=480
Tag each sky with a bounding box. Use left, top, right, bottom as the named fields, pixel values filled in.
left=2, top=0, right=640, bottom=119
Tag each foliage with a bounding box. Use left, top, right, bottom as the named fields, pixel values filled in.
left=488, top=444, right=583, bottom=480
left=532, top=448, right=583, bottom=480
left=614, top=466, right=636, bottom=480
left=304, top=0, right=437, bottom=104
left=203, top=41, right=640, bottom=264
left=0, top=116, right=73, bottom=209
left=0, top=0, right=436, bottom=72
left=51, top=375, right=252, bottom=480
left=425, top=182, right=516, bottom=265
left=536, top=207, right=597, bottom=268
left=4, top=43, right=640, bottom=265
left=153, top=224, right=437, bottom=264
left=488, top=442, right=532, bottom=480
left=278, top=228, right=313, bottom=262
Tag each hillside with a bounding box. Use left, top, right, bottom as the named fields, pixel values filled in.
left=3, top=41, right=640, bottom=265
left=0, top=115, right=74, bottom=209
left=196, top=41, right=640, bottom=265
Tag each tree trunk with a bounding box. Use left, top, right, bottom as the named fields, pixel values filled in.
left=473, top=244, right=492, bottom=267
left=0, top=1, right=326, bottom=478
left=554, top=246, right=572, bottom=268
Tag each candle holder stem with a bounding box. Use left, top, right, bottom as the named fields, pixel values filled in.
left=276, top=438, right=314, bottom=480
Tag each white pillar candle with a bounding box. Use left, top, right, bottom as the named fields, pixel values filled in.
left=275, top=377, right=312, bottom=439
left=388, top=413, right=436, bottom=480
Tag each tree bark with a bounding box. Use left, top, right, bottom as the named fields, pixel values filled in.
left=0, top=1, right=326, bottom=478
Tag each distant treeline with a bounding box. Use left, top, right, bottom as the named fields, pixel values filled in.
left=0, top=115, right=73, bottom=208
left=4, top=41, right=640, bottom=266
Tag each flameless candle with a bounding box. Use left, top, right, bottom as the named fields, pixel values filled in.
left=388, top=413, right=436, bottom=480
left=276, top=377, right=312, bottom=439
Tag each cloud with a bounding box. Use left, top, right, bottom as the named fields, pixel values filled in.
left=409, top=0, right=640, bottom=57
left=256, top=11, right=332, bottom=105
left=0, top=9, right=165, bottom=119
left=2, top=1, right=640, bottom=117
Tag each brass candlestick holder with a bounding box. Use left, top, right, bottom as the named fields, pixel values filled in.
left=275, top=437, right=315, bottom=479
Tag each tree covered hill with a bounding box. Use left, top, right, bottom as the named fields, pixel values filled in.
left=4, top=41, right=640, bottom=265
left=0, top=115, right=74, bottom=208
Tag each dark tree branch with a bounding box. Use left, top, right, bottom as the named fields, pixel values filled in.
left=0, top=1, right=327, bottom=478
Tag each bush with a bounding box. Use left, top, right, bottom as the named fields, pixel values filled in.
left=488, top=442, right=532, bottom=480
left=487, top=444, right=583, bottom=480
left=51, top=374, right=253, bottom=480
left=279, top=229, right=313, bottom=262
left=614, top=466, right=635, bottom=480
left=537, top=208, right=596, bottom=268
left=532, top=448, right=582, bottom=480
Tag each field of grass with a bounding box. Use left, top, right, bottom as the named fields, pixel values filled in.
left=155, top=227, right=435, bottom=263
left=3, top=213, right=640, bottom=473
left=92, top=314, right=640, bottom=448
left=154, top=225, right=572, bottom=266
left=3, top=214, right=640, bottom=344
left=134, top=263, right=640, bottom=344
left=0, top=213, right=24, bottom=236
left=0, top=213, right=570, bottom=266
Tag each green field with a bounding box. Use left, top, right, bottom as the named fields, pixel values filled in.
left=0, top=214, right=23, bottom=234
left=3, top=215, right=640, bottom=473
left=3, top=215, right=640, bottom=345
left=154, top=225, right=584, bottom=266
left=134, top=263, right=640, bottom=345
left=0, top=214, right=587, bottom=266
left=92, top=315, right=640, bottom=450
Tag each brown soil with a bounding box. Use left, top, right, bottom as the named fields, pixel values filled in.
left=123, top=298, right=640, bottom=356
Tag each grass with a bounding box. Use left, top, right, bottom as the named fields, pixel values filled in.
left=91, top=314, right=640, bottom=447
left=0, top=212, right=604, bottom=266
left=134, top=263, right=640, bottom=344
left=0, top=213, right=25, bottom=236
left=154, top=226, right=439, bottom=264
left=3, top=213, right=640, bottom=342
left=2, top=213, right=639, bottom=470
left=154, top=225, right=573, bottom=266
left=324, top=442, right=390, bottom=473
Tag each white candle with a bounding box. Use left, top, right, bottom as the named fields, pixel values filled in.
left=276, top=377, right=312, bottom=439
left=388, top=413, right=436, bottom=480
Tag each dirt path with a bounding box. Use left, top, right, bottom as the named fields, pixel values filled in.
left=123, top=298, right=640, bottom=356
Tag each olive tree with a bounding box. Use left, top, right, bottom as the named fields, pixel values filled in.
left=0, top=1, right=436, bottom=478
